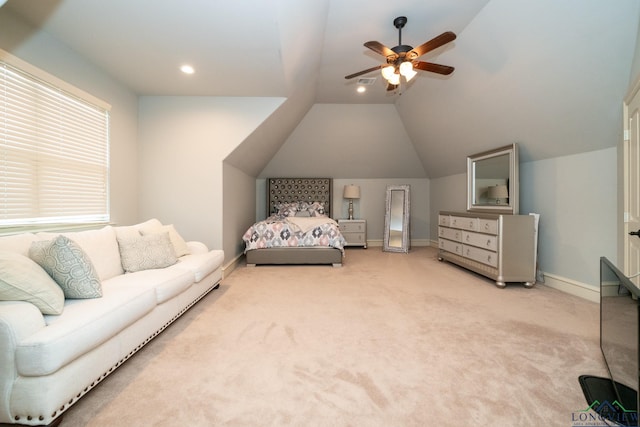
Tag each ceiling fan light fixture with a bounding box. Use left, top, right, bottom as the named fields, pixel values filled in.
left=399, top=61, right=417, bottom=81
left=388, top=72, right=401, bottom=86
left=381, top=65, right=395, bottom=80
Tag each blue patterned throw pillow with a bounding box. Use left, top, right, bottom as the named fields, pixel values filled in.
left=29, top=235, right=103, bottom=299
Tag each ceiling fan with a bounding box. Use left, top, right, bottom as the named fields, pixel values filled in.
left=345, top=16, right=456, bottom=91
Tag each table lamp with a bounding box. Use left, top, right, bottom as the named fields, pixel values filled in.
left=343, top=185, right=361, bottom=220
left=487, top=184, right=508, bottom=204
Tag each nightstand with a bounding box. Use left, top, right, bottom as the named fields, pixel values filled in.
left=337, top=219, right=367, bottom=248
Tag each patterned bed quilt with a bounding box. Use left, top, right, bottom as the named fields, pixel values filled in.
left=243, top=215, right=346, bottom=254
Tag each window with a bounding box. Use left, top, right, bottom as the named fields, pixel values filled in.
left=0, top=50, right=111, bottom=229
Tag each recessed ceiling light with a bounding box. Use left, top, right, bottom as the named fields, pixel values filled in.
left=180, top=65, right=195, bottom=75
left=357, top=86, right=366, bottom=93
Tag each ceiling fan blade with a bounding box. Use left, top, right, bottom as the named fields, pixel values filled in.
left=414, top=61, right=455, bottom=75
left=408, top=31, right=457, bottom=59
left=345, top=65, right=383, bottom=79
left=364, top=41, right=397, bottom=59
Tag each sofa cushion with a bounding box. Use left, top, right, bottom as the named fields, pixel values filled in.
left=105, top=266, right=194, bottom=304
left=0, top=233, right=37, bottom=256
left=0, top=252, right=64, bottom=315
left=117, top=232, right=178, bottom=273
left=178, top=250, right=225, bottom=282
left=15, top=280, right=159, bottom=377
left=36, top=226, right=124, bottom=281
left=29, top=236, right=103, bottom=299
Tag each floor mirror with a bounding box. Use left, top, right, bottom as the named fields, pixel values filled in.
left=383, top=185, right=410, bottom=253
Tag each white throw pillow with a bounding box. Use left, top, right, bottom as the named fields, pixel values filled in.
left=140, top=224, right=190, bottom=257
left=0, top=251, right=64, bottom=315
left=117, top=232, right=178, bottom=273
left=29, top=235, right=103, bottom=299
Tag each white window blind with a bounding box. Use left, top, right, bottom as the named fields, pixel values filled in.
left=0, top=52, right=110, bottom=227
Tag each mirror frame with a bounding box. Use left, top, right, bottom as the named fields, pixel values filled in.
left=383, top=185, right=410, bottom=253
left=467, top=143, right=519, bottom=214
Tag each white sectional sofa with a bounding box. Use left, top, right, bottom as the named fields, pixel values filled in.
left=0, top=219, right=224, bottom=426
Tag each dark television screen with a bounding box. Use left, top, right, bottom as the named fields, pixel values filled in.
left=600, top=256, right=639, bottom=425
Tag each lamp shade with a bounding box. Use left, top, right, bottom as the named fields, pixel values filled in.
left=487, top=185, right=508, bottom=199
left=343, top=185, right=361, bottom=199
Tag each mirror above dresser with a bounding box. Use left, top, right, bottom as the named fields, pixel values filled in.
left=467, top=143, right=519, bottom=214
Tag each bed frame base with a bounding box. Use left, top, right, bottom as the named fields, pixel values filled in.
left=245, top=247, right=342, bottom=267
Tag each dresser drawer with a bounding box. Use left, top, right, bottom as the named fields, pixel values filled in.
left=463, top=245, right=498, bottom=268
left=439, top=226, right=461, bottom=241
left=479, top=218, right=498, bottom=235
left=450, top=216, right=478, bottom=231
left=438, top=214, right=450, bottom=226
left=342, top=232, right=366, bottom=245
left=439, top=239, right=463, bottom=255
left=339, top=221, right=365, bottom=233
left=462, top=231, right=497, bottom=251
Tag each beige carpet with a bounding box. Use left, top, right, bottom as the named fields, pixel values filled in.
left=60, top=247, right=606, bottom=426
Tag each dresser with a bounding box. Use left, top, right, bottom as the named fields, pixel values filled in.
left=437, top=211, right=536, bottom=288
left=337, top=219, right=367, bottom=248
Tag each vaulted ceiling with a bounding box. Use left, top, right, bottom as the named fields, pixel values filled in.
left=4, top=0, right=640, bottom=178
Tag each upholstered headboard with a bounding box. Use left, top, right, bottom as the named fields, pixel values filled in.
left=267, top=178, right=333, bottom=217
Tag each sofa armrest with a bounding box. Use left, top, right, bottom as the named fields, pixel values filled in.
left=0, top=301, right=46, bottom=351
left=185, top=241, right=208, bottom=255
left=0, top=301, right=46, bottom=420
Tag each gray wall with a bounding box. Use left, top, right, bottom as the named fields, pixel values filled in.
left=256, top=178, right=429, bottom=246
left=520, top=147, right=617, bottom=288
left=260, top=104, right=427, bottom=179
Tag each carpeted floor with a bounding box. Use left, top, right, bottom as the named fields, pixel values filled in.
left=60, top=246, right=606, bottom=426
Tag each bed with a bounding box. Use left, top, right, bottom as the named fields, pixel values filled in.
left=243, top=178, right=346, bottom=267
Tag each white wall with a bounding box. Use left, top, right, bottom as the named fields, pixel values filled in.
left=430, top=147, right=617, bottom=289
left=0, top=7, right=140, bottom=226
left=137, top=96, right=283, bottom=258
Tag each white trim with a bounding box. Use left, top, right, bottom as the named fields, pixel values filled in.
left=223, top=254, right=243, bottom=278
left=542, top=272, right=599, bottom=303
left=367, top=239, right=432, bottom=248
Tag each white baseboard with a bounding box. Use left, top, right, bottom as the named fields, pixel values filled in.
left=429, top=239, right=598, bottom=302
left=542, top=272, right=599, bottom=303
left=222, top=254, right=243, bottom=278
left=367, top=239, right=432, bottom=247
